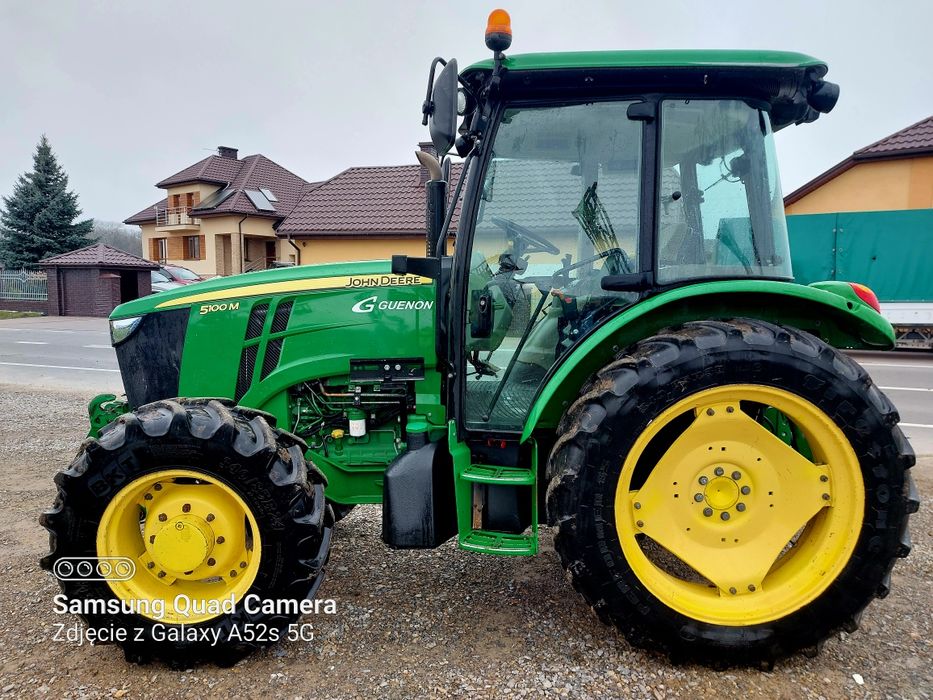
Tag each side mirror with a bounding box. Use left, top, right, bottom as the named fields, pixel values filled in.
left=429, top=59, right=458, bottom=157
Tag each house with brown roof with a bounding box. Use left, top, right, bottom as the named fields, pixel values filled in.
left=785, top=115, right=933, bottom=214
left=125, top=146, right=311, bottom=276
left=276, top=144, right=460, bottom=264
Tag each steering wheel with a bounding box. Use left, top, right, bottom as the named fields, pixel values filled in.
left=491, top=216, right=560, bottom=255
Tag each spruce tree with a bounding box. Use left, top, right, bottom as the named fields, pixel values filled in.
left=0, top=135, right=93, bottom=268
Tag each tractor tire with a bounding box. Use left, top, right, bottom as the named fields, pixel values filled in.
left=546, top=319, right=918, bottom=667
left=40, top=398, right=334, bottom=667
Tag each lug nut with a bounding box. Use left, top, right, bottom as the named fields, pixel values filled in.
left=206, top=513, right=215, bottom=522
left=736, top=503, right=746, bottom=512
left=699, top=476, right=708, bottom=485
left=726, top=406, right=735, bottom=413
left=147, top=562, right=155, bottom=569
left=694, top=493, right=704, bottom=502
left=230, top=570, right=237, bottom=578
left=729, top=587, right=737, bottom=595
left=153, top=483, right=162, bottom=491
left=634, top=502, right=641, bottom=510
left=822, top=493, right=830, bottom=501
left=182, top=503, right=191, bottom=513
left=158, top=513, right=167, bottom=522
left=149, top=535, right=156, bottom=544
left=157, top=571, right=166, bottom=578
left=636, top=520, right=644, bottom=528
left=741, top=485, right=751, bottom=495
left=144, top=493, right=153, bottom=501
left=706, top=408, right=715, bottom=416
left=216, top=536, right=225, bottom=544
left=731, top=471, right=741, bottom=480
left=721, top=512, right=730, bottom=521
left=703, top=508, right=713, bottom=517
left=239, top=561, right=247, bottom=569
left=820, top=475, right=829, bottom=483
left=748, top=584, right=756, bottom=592
left=714, top=467, right=724, bottom=476
left=207, top=558, right=216, bottom=566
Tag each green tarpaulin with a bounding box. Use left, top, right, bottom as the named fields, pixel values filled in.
left=787, top=209, right=933, bottom=302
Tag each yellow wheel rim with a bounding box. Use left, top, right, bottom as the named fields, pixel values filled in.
left=614, top=384, right=864, bottom=626
left=97, top=469, right=261, bottom=624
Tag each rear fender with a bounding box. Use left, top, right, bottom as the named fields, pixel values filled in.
left=520, top=279, right=894, bottom=441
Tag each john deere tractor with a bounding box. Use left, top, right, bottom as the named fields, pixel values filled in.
left=42, top=10, right=918, bottom=668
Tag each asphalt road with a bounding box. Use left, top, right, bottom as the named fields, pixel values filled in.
left=1, top=316, right=931, bottom=453
left=0, top=316, right=122, bottom=393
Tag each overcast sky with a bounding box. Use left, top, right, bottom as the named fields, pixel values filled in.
left=1, top=0, right=931, bottom=224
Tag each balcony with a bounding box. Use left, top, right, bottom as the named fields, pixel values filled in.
left=155, top=206, right=201, bottom=231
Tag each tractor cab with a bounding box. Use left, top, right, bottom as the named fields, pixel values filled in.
left=397, top=12, right=841, bottom=435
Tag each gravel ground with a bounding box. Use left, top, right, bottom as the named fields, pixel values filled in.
left=0, top=384, right=929, bottom=699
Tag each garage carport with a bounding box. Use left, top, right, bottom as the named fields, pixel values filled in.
left=41, top=243, right=157, bottom=317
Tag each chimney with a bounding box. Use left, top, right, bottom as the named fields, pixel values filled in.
left=418, top=142, right=437, bottom=185
left=217, top=146, right=238, bottom=159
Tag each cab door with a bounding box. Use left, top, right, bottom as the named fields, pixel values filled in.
left=454, top=100, right=646, bottom=432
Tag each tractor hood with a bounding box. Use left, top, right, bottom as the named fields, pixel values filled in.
left=111, top=260, right=423, bottom=319
left=109, top=260, right=437, bottom=409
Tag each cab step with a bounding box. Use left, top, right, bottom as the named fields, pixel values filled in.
left=461, top=463, right=535, bottom=486
left=460, top=529, right=538, bottom=556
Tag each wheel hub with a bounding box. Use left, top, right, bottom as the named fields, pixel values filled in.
left=150, top=517, right=214, bottom=574
left=704, top=475, right=740, bottom=511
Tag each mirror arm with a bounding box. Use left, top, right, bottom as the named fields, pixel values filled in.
left=391, top=255, right=440, bottom=280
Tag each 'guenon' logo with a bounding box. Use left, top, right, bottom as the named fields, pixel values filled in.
left=351, top=296, right=434, bottom=314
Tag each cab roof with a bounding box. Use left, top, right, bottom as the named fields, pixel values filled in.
left=463, top=49, right=825, bottom=76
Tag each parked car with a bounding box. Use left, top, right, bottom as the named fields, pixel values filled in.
left=161, top=264, right=204, bottom=285
left=150, top=269, right=183, bottom=293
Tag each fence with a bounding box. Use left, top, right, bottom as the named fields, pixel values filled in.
left=0, top=268, right=48, bottom=301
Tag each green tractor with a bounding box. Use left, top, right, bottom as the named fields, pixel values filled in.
left=42, top=10, right=918, bottom=668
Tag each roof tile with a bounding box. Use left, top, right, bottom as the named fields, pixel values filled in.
left=278, top=164, right=463, bottom=237
left=855, top=115, right=933, bottom=157
left=156, top=155, right=242, bottom=188
left=124, top=197, right=166, bottom=225
left=40, top=243, right=158, bottom=269
left=192, top=155, right=308, bottom=219
left=125, top=153, right=309, bottom=224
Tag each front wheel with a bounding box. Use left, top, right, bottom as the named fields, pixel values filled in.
left=547, top=319, right=918, bottom=666
left=40, top=398, right=334, bottom=666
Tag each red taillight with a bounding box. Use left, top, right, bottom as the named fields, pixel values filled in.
left=849, top=282, right=882, bottom=313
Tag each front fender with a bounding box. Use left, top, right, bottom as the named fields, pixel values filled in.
left=521, top=279, right=894, bottom=441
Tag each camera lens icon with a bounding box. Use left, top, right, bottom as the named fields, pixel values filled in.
left=53, top=557, right=135, bottom=581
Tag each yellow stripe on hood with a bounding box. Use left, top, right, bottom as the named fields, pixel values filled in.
left=155, top=275, right=432, bottom=309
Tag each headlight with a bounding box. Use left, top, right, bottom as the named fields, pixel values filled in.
left=110, top=316, right=143, bottom=345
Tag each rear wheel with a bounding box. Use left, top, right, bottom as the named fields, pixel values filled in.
left=547, top=319, right=918, bottom=666
left=40, top=398, right=333, bottom=666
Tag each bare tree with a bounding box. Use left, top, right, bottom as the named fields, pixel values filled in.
left=92, top=220, right=142, bottom=256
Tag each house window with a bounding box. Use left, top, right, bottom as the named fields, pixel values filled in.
left=152, top=237, right=168, bottom=263
left=184, top=235, right=202, bottom=260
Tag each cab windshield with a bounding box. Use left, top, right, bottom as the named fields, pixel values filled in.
left=657, top=99, right=792, bottom=283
